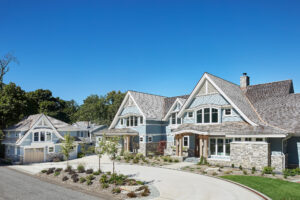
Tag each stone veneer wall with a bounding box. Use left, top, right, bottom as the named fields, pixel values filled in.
left=230, top=142, right=270, bottom=170
left=271, top=154, right=285, bottom=172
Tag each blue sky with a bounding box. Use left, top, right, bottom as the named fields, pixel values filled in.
left=1, top=0, right=300, bottom=104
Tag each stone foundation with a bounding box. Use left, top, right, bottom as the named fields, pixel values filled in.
left=138, top=143, right=146, bottom=156
left=271, top=154, right=285, bottom=172
left=207, top=159, right=231, bottom=167
left=230, top=142, right=270, bottom=170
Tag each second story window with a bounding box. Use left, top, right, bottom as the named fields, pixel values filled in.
left=171, top=113, right=176, bottom=125
left=34, top=132, right=39, bottom=141
left=197, top=110, right=202, bottom=123
left=188, top=112, right=193, bottom=118
left=140, top=117, right=143, bottom=124
left=126, top=116, right=139, bottom=127
left=120, top=118, right=123, bottom=125
left=40, top=131, right=45, bottom=141
left=134, top=116, right=138, bottom=126
left=196, top=108, right=219, bottom=124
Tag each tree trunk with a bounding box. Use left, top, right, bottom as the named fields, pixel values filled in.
left=98, top=155, right=101, bottom=172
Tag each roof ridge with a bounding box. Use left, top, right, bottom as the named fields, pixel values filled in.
left=247, top=79, right=292, bottom=88
left=205, top=72, right=240, bottom=87
left=128, top=90, right=166, bottom=98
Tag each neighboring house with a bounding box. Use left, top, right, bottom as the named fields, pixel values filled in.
left=2, top=114, right=90, bottom=163
left=108, top=72, right=300, bottom=172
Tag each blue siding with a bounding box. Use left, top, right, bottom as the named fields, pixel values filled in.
left=188, top=94, right=229, bottom=108
left=20, top=133, right=32, bottom=146
left=121, top=106, right=141, bottom=116
left=222, top=109, right=243, bottom=122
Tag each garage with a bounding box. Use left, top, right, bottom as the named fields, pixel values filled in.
left=24, top=148, right=44, bottom=163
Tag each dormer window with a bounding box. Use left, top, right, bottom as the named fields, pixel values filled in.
left=225, top=109, right=232, bottom=116
left=170, top=112, right=181, bottom=125
left=188, top=112, right=193, bottom=118
left=120, top=118, right=123, bottom=125
left=196, top=107, right=219, bottom=124
left=126, top=116, right=139, bottom=127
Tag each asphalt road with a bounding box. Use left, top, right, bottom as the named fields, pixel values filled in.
left=0, top=166, right=106, bottom=200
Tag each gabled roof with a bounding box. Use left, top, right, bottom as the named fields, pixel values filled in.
left=163, top=95, right=189, bottom=116
left=162, top=97, right=188, bottom=121
left=73, top=121, right=107, bottom=133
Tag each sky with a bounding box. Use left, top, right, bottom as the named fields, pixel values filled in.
left=1, top=0, right=300, bottom=104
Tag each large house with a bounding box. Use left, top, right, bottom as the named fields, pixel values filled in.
left=107, top=72, right=300, bottom=172
left=2, top=114, right=91, bottom=163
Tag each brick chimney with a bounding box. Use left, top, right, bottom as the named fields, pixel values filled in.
left=240, top=73, right=250, bottom=88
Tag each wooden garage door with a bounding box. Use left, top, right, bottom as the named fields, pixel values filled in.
left=24, top=148, right=44, bottom=163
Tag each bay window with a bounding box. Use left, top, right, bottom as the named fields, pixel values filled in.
left=40, top=131, right=45, bottom=141
left=46, top=132, right=51, bottom=141
left=217, top=139, right=224, bottom=155
left=125, top=116, right=139, bottom=127
left=34, top=132, right=39, bottom=142
left=134, top=116, right=138, bottom=126
left=196, top=107, right=219, bottom=124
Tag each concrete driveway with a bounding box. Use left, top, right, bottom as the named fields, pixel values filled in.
left=10, top=155, right=264, bottom=200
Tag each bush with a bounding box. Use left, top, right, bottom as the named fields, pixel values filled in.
left=46, top=168, right=55, bottom=175
left=68, top=170, right=76, bottom=175
left=55, top=168, right=63, bottom=172
left=136, top=180, right=144, bottom=185
left=93, top=170, right=101, bottom=175
left=79, top=177, right=86, bottom=183
left=251, top=167, right=256, bottom=174
left=64, top=166, right=72, bottom=172
left=174, top=159, right=179, bottom=163
left=243, top=170, right=248, bottom=175
left=41, top=169, right=47, bottom=173
left=112, top=187, right=121, bottom=194
left=86, top=179, right=92, bottom=185
left=106, top=171, right=111, bottom=175
left=263, top=166, right=274, bottom=174
left=71, top=174, right=78, bottom=179
left=77, top=152, right=85, bottom=158
left=163, top=156, right=169, bottom=162
left=239, top=165, right=243, bottom=170
left=168, top=158, right=173, bottom=163
left=231, top=164, right=234, bottom=168
left=127, top=191, right=137, bottom=198
left=101, top=183, right=109, bottom=189
left=62, top=176, right=69, bottom=181
left=72, top=177, right=79, bottom=183
left=86, top=175, right=95, bottom=181
left=54, top=171, right=60, bottom=176
left=116, top=156, right=121, bottom=161
left=77, top=164, right=85, bottom=173
left=212, top=172, right=217, bottom=176
left=100, top=174, right=108, bottom=184
left=133, top=158, right=139, bottom=164
left=52, top=157, right=61, bottom=162
left=86, top=169, right=93, bottom=174
left=135, top=153, right=144, bottom=159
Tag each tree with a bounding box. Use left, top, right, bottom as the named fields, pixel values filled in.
left=0, top=53, right=18, bottom=90
left=60, top=133, right=75, bottom=167
left=106, top=136, right=120, bottom=175
left=95, top=135, right=107, bottom=172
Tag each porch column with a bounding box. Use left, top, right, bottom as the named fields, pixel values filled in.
left=203, top=136, right=208, bottom=158
left=126, top=136, right=130, bottom=152
left=176, top=136, right=179, bottom=156
left=199, top=136, right=203, bottom=158
left=179, top=135, right=183, bottom=156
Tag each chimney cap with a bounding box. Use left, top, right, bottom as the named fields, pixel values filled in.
left=243, top=73, right=247, bottom=76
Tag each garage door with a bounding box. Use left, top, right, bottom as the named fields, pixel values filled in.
left=24, top=148, right=44, bottom=163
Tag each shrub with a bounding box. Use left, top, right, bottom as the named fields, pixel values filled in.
left=86, top=175, right=95, bottom=181
left=174, top=159, right=179, bottom=163
left=71, top=174, right=78, bottom=179
left=231, top=164, right=235, bottom=168
left=133, top=158, right=139, bottom=164
left=135, top=153, right=144, bottom=159
left=41, top=169, right=47, bottom=173
left=86, top=179, right=92, bottom=185
left=77, top=152, right=85, bottom=158
left=243, top=170, right=248, bottom=175
left=55, top=168, right=63, bottom=172
left=163, top=157, right=168, bottom=162
left=62, top=176, right=69, bottom=181
left=86, top=169, right=93, bottom=174
left=64, top=166, right=72, bottom=172
left=127, top=191, right=137, bottom=198
left=54, top=171, right=60, bottom=176
left=106, top=171, right=111, bottom=175
left=239, top=165, right=243, bottom=170
left=79, top=177, right=86, bottom=183
left=68, top=170, right=76, bottom=175
left=100, top=174, right=108, bottom=184
left=116, top=156, right=121, bottom=161
left=251, top=167, right=256, bottom=174
left=168, top=158, right=173, bottom=163
left=136, top=180, right=144, bottom=185
left=212, top=172, right=218, bottom=176
left=72, top=177, right=79, bottom=183
left=262, top=166, right=274, bottom=174
left=101, top=183, right=109, bottom=189
left=224, top=170, right=232, bottom=175
left=53, top=157, right=61, bottom=162
left=77, top=164, right=85, bottom=173
left=46, top=168, right=55, bottom=175
left=93, top=170, right=101, bottom=176
left=112, top=187, right=121, bottom=194
left=141, top=190, right=150, bottom=197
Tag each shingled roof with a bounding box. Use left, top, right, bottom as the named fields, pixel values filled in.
left=163, top=95, right=189, bottom=116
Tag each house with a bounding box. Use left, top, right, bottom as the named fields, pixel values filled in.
left=107, top=72, right=300, bottom=172
left=2, top=114, right=90, bottom=163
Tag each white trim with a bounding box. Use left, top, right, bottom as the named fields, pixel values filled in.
left=177, top=73, right=257, bottom=126
left=162, top=98, right=183, bottom=121
left=17, top=114, right=64, bottom=145
left=48, top=146, right=54, bottom=153
left=183, top=136, right=189, bottom=147
left=224, top=108, right=232, bottom=116
left=173, top=130, right=208, bottom=135
left=109, top=92, right=146, bottom=129
left=226, top=134, right=286, bottom=138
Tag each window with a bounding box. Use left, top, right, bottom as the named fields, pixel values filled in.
left=134, top=116, right=138, bottom=126
left=140, top=117, right=143, bottom=124
left=212, top=108, right=218, bottom=123
left=140, top=137, right=143, bottom=142
left=40, top=131, right=45, bottom=141
left=197, top=110, right=202, bottom=123
left=127, top=117, right=129, bottom=126
left=80, top=131, right=84, bottom=137
left=245, top=138, right=252, bottom=141
left=177, top=117, right=181, bottom=124
left=188, top=112, right=193, bottom=118
left=225, top=139, right=232, bottom=156
left=183, top=136, right=189, bottom=147
left=210, top=138, right=216, bottom=155
left=46, top=132, right=51, bottom=141
left=148, top=136, right=153, bottom=142
left=217, top=139, right=224, bottom=155
left=48, top=147, right=54, bottom=153
left=235, top=138, right=241, bottom=142
left=171, top=113, right=176, bottom=125
left=34, top=132, right=39, bottom=142
left=225, top=109, right=232, bottom=116
left=204, top=108, right=210, bottom=123
left=120, top=118, right=123, bottom=125
left=256, top=138, right=263, bottom=142
left=130, top=116, right=134, bottom=126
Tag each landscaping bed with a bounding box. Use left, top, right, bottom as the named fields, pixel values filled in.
left=38, top=165, right=151, bottom=199
left=221, top=175, right=300, bottom=200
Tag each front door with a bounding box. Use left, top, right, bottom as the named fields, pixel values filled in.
left=195, top=135, right=200, bottom=157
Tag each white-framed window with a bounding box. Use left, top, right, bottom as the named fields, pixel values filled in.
left=140, top=136, right=143, bottom=142
left=126, top=116, right=139, bottom=127
left=224, top=109, right=232, bottom=116
left=209, top=137, right=233, bottom=157
left=256, top=138, right=263, bottom=142
left=140, top=117, right=143, bottom=124
left=80, top=131, right=84, bottom=137
left=120, top=118, right=123, bottom=125
left=245, top=138, right=252, bottom=141
left=46, top=132, right=51, bottom=141
left=40, top=131, right=45, bottom=141
left=188, top=112, right=193, bottom=118
left=170, top=112, right=181, bottom=125
left=196, top=107, right=219, bottom=124
left=235, top=138, right=241, bottom=142
left=48, top=146, right=54, bottom=153
left=148, top=136, right=153, bottom=143
left=183, top=136, right=189, bottom=147
left=34, top=132, right=39, bottom=142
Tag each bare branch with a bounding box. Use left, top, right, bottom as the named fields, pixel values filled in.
left=0, top=52, right=18, bottom=89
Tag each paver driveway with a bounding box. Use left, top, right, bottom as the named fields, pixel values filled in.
left=10, top=155, right=264, bottom=200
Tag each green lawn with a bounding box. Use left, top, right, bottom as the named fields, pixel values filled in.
left=221, top=175, right=300, bottom=200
